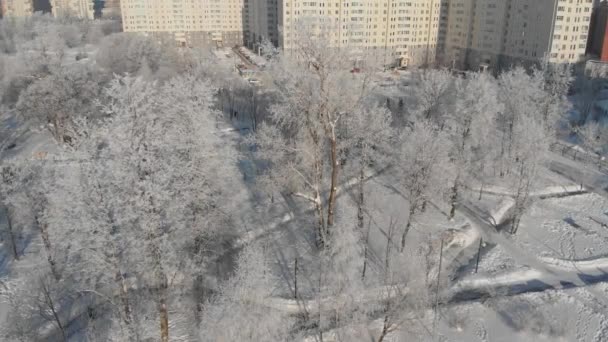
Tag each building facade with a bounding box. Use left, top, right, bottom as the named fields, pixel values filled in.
left=444, top=0, right=593, bottom=71
left=587, top=0, right=608, bottom=61
left=245, top=0, right=444, bottom=67
left=51, top=0, right=94, bottom=19
left=120, top=0, right=244, bottom=48
left=100, top=0, right=121, bottom=19
left=117, top=0, right=593, bottom=70
left=2, top=0, right=34, bottom=17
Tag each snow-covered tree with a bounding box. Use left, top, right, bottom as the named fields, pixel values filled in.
left=253, top=33, right=377, bottom=246
left=16, top=63, right=107, bottom=144
left=0, top=162, right=25, bottom=260
left=200, top=243, right=293, bottom=341
left=447, top=72, right=503, bottom=217
left=57, top=74, right=231, bottom=341
left=411, top=68, right=455, bottom=127
left=577, top=122, right=608, bottom=169
left=509, top=115, right=550, bottom=234
left=396, top=122, right=450, bottom=251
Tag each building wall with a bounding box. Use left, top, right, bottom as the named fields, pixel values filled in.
left=120, top=0, right=244, bottom=47
left=248, top=0, right=442, bottom=67
left=51, top=0, right=94, bottom=19
left=100, top=0, right=121, bottom=19
left=245, top=0, right=279, bottom=48
left=588, top=0, right=608, bottom=60
left=443, top=0, right=593, bottom=72
left=3, top=0, right=34, bottom=17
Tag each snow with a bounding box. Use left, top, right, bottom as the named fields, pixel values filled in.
left=489, top=198, right=515, bottom=226
left=515, top=193, right=608, bottom=259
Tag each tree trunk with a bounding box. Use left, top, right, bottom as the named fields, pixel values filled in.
left=400, top=206, right=416, bottom=252
left=315, top=200, right=326, bottom=248
left=116, top=271, right=133, bottom=325
left=36, top=215, right=60, bottom=280
left=41, top=279, right=67, bottom=342
left=160, top=297, right=169, bottom=342
left=362, top=218, right=371, bottom=280
left=511, top=216, right=519, bottom=235
left=326, top=136, right=339, bottom=232
left=293, top=257, right=298, bottom=299
left=449, top=175, right=459, bottom=220
left=5, top=207, right=19, bottom=260
left=357, top=169, right=365, bottom=232
left=376, top=313, right=391, bottom=342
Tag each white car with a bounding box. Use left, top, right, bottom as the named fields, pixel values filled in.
left=248, top=78, right=262, bottom=85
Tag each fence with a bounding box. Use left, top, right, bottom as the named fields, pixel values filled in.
left=550, top=141, right=608, bottom=172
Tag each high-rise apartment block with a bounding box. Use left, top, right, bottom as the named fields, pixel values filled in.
left=120, top=0, right=244, bottom=47
left=245, top=0, right=445, bottom=67
left=51, top=0, right=94, bottom=19
left=1, top=0, right=34, bottom=17
left=100, top=0, right=121, bottom=19
left=0, top=0, right=594, bottom=70
left=587, top=0, right=608, bottom=61
left=444, top=0, right=593, bottom=71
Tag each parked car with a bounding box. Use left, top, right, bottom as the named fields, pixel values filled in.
left=248, top=78, right=261, bottom=85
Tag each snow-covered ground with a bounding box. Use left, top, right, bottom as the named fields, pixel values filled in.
left=516, top=193, right=608, bottom=260
left=440, top=284, right=608, bottom=342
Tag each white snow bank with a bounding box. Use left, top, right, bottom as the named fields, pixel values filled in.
left=451, top=255, right=608, bottom=294
left=489, top=198, right=515, bottom=226
left=263, top=285, right=409, bottom=315
left=470, top=184, right=586, bottom=201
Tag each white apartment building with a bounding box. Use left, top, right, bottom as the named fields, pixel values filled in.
left=51, top=0, right=94, bottom=19
left=120, top=0, right=244, bottom=47
left=246, top=0, right=444, bottom=67
left=444, top=0, right=594, bottom=71
left=2, top=0, right=34, bottom=17
left=117, top=0, right=592, bottom=70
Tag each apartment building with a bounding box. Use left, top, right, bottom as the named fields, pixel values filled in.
left=246, top=0, right=445, bottom=67
left=51, top=0, right=94, bottom=19
left=2, top=0, right=34, bottom=17
left=100, top=0, right=121, bottom=19
left=120, top=0, right=244, bottom=47
left=587, top=0, right=608, bottom=61
left=444, top=0, right=594, bottom=71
